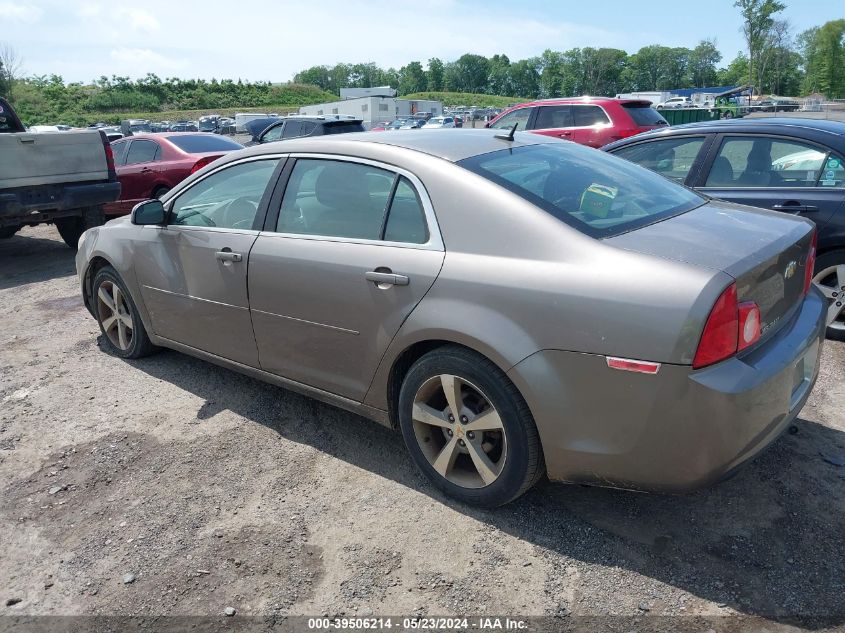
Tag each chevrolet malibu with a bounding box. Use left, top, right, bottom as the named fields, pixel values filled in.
left=76, top=130, right=826, bottom=507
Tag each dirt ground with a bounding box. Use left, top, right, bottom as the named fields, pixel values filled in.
left=1, top=225, right=844, bottom=630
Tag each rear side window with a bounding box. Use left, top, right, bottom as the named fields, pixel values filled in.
left=458, top=144, right=705, bottom=238
left=534, top=105, right=574, bottom=130
left=323, top=121, right=366, bottom=134
left=705, top=136, right=837, bottom=188
left=167, top=135, right=243, bottom=153
left=612, top=137, right=706, bottom=183
left=622, top=104, right=668, bottom=127
left=489, top=107, right=533, bottom=131
left=277, top=159, right=428, bottom=243
left=124, top=140, right=159, bottom=165
left=282, top=121, right=304, bottom=138
left=572, top=105, right=610, bottom=127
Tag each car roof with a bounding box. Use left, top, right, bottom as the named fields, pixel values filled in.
left=642, top=117, right=845, bottom=137
left=224, top=129, right=558, bottom=164
left=512, top=96, right=648, bottom=107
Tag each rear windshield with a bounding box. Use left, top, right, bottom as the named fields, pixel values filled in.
left=458, top=143, right=705, bottom=238
left=324, top=122, right=365, bottom=134
left=623, top=104, right=668, bottom=127
left=168, top=135, right=244, bottom=153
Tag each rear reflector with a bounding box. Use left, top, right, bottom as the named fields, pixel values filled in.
left=606, top=357, right=661, bottom=374
left=803, top=230, right=817, bottom=295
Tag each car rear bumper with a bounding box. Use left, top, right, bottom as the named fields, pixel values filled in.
left=507, top=288, right=827, bottom=492
left=0, top=181, right=121, bottom=225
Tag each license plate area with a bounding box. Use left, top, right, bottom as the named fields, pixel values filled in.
left=790, top=340, right=819, bottom=410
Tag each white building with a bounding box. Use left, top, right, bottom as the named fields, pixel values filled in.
left=298, top=96, right=443, bottom=127
left=340, top=87, right=396, bottom=99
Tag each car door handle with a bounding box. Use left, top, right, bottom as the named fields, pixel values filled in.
left=365, top=271, right=409, bottom=286
left=140, top=167, right=153, bottom=173
left=19, top=137, right=35, bottom=144
left=215, top=250, right=243, bottom=262
left=772, top=202, right=819, bottom=213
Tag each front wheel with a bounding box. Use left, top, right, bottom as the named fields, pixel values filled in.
left=814, top=250, right=845, bottom=341
left=55, top=206, right=105, bottom=249
left=92, top=266, right=158, bottom=358
left=398, top=346, right=545, bottom=507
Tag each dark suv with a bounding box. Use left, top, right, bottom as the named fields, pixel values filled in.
left=247, top=116, right=365, bottom=146
left=486, top=97, right=668, bottom=148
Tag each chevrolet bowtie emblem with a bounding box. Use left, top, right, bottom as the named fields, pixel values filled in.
left=784, top=261, right=797, bottom=279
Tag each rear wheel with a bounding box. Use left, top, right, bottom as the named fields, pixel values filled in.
left=92, top=266, right=157, bottom=358
left=55, top=206, right=105, bottom=249
left=814, top=250, right=845, bottom=341
left=398, top=346, right=545, bottom=507
left=153, top=186, right=171, bottom=199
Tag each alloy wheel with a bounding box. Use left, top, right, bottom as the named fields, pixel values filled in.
left=97, top=280, right=134, bottom=350
left=814, top=265, right=845, bottom=332
left=411, top=374, right=507, bottom=489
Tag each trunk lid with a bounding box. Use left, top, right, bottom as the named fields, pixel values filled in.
left=606, top=200, right=815, bottom=339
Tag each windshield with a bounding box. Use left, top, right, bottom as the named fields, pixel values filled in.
left=458, top=143, right=706, bottom=238
left=168, top=134, right=243, bottom=153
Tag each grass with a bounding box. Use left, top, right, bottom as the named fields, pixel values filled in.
left=403, top=92, right=525, bottom=108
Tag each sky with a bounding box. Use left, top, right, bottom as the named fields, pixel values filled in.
left=0, top=0, right=838, bottom=84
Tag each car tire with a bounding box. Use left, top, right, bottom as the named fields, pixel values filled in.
left=153, top=186, right=171, bottom=199
left=0, top=225, right=20, bottom=239
left=55, top=205, right=105, bottom=249
left=722, top=111, right=734, bottom=119
left=814, top=249, right=845, bottom=341
left=92, top=265, right=158, bottom=359
left=398, top=345, right=545, bottom=507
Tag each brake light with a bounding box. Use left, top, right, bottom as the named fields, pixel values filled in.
left=191, top=155, right=218, bottom=174
left=606, top=357, right=661, bottom=374
left=104, top=143, right=115, bottom=172
left=693, top=283, right=738, bottom=369
left=737, top=302, right=761, bottom=351
left=803, top=230, right=817, bottom=295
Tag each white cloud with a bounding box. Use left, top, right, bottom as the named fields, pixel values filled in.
left=119, top=8, right=160, bottom=32
left=109, top=47, right=186, bottom=71
left=0, top=1, right=43, bottom=23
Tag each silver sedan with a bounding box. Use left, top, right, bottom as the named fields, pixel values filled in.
left=76, top=130, right=826, bottom=507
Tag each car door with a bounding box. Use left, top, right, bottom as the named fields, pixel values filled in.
left=569, top=105, right=612, bottom=148
left=487, top=106, right=536, bottom=132
left=248, top=156, right=445, bottom=401
left=118, top=139, right=161, bottom=208
left=529, top=104, right=575, bottom=140
left=132, top=156, right=285, bottom=366
left=696, top=134, right=845, bottom=224
left=609, top=135, right=713, bottom=186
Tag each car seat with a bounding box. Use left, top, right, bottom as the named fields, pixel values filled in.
left=708, top=156, right=734, bottom=186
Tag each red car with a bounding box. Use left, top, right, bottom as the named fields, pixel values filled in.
left=105, top=133, right=243, bottom=215
left=486, top=97, right=668, bottom=148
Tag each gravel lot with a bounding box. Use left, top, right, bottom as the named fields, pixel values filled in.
left=1, top=225, right=844, bottom=630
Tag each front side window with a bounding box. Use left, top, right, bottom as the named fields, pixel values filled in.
left=261, top=123, right=284, bottom=143
left=125, top=140, right=159, bottom=165
left=282, top=121, right=304, bottom=139
left=534, top=105, right=574, bottom=130
left=489, top=107, right=533, bottom=131
left=458, top=144, right=705, bottom=238
left=612, top=137, right=706, bottom=183
left=706, top=136, right=835, bottom=188
left=277, top=159, right=429, bottom=243
left=572, top=105, right=610, bottom=127
left=169, top=159, right=280, bottom=229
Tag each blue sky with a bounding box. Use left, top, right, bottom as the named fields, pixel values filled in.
left=1, top=0, right=838, bottom=83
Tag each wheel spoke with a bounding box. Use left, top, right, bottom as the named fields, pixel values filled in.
left=101, top=315, right=117, bottom=332
left=817, top=284, right=836, bottom=299
left=431, top=436, right=460, bottom=479
left=412, top=402, right=452, bottom=429
left=463, top=408, right=504, bottom=433
left=440, top=374, right=464, bottom=417
left=117, top=320, right=129, bottom=349
left=836, top=265, right=845, bottom=288
left=828, top=300, right=844, bottom=326
left=113, top=285, right=124, bottom=312
left=465, top=440, right=499, bottom=485
left=118, top=312, right=133, bottom=328
left=98, top=286, right=115, bottom=312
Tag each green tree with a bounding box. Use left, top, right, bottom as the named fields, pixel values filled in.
left=734, top=0, right=786, bottom=90
left=444, top=54, right=490, bottom=93
left=398, top=61, right=426, bottom=95
left=800, top=19, right=845, bottom=97
left=689, top=39, right=722, bottom=86
left=717, top=53, right=750, bottom=85
left=426, top=58, right=444, bottom=91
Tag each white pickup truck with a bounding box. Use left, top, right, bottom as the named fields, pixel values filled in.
left=0, top=97, right=120, bottom=248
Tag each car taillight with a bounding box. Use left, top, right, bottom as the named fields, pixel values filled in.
left=693, top=283, right=762, bottom=368
left=803, top=230, right=817, bottom=295
left=737, top=302, right=761, bottom=351
left=104, top=143, right=115, bottom=172
left=693, top=283, right=738, bottom=369
left=191, top=155, right=218, bottom=174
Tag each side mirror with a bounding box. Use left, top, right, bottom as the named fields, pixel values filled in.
left=131, top=199, right=166, bottom=225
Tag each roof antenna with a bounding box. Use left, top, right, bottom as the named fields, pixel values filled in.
left=494, top=122, right=518, bottom=141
